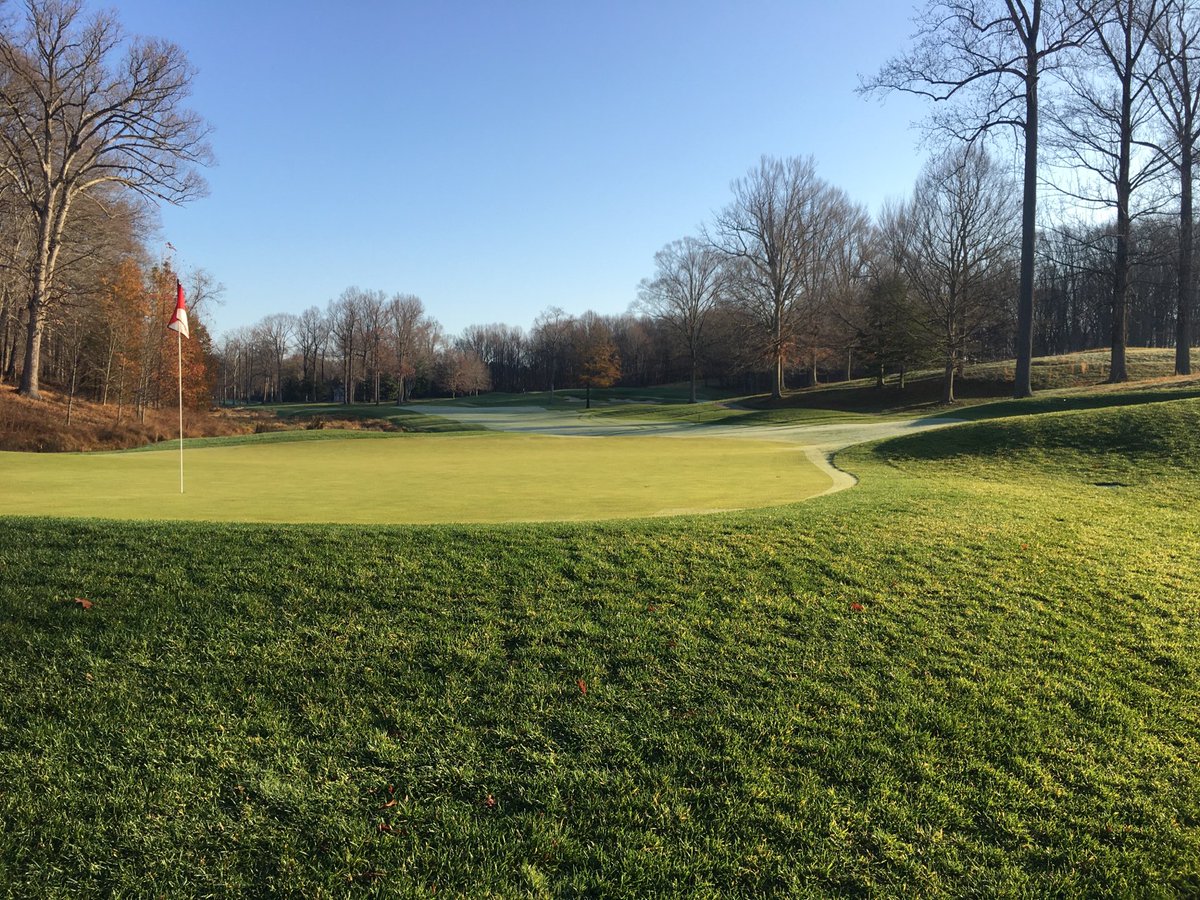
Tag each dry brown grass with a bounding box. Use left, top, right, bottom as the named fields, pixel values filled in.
left=0, top=386, right=259, bottom=452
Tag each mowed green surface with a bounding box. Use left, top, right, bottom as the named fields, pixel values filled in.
left=0, top=432, right=830, bottom=523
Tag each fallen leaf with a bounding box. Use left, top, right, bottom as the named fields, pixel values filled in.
left=577, top=679, right=587, bottom=695
left=377, top=822, right=393, bottom=833
left=378, top=799, right=397, bottom=810
left=484, top=794, right=496, bottom=808
left=850, top=603, right=865, bottom=612
left=647, top=604, right=657, bottom=613
left=73, top=597, right=93, bottom=610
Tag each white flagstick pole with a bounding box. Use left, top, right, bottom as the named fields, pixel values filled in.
left=177, top=329, right=184, bottom=494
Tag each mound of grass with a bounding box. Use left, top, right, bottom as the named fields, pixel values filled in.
left=586, top=398, right=885, bottom=426
left=875, top=396, right=1200, bottom=496
left=1, top=399, right=1199, bottom=894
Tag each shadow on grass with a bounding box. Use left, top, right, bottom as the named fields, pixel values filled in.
left=260, top=403, right=483, bottom=433
left=886, top=394, right=1200, bottom=465
left=911, top=384, right=1200, bottom=428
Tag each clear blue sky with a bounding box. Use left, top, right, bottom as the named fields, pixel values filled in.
left=109, top=1, right=931, bottom=338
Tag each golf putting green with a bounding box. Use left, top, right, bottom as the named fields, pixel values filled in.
left=0, top=431, right=832, bottom=524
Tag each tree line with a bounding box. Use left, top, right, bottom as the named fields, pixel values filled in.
left=5, top=0, right=1199, bottom=412
left=0, top=0, right=216, bottom=414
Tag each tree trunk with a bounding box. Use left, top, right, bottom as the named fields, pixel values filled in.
left=689, top=355, right=698, bottom=404
left=1178, top=148, right=1193, bottom=376
left=1110, top=155, right=1132, bottom=383
left=1013, top=58, right=1039, bottom=399
left=66, top=345, right=80, bottom=426
left=19, top=305, right=45, bottom=398
left=943, top=359, right=955, bottom=403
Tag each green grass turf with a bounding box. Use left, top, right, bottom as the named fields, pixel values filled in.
left=0, top=398, right=1198, bottom=895
left=0, top=432, right=831, bottom=524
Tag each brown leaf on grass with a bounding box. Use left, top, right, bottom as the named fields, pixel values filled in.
left=850, top=603, right=865, bottom=612
left=378, top=799, right=397, bottom=810
left=484, top=794, right=496, bottom=808
left=647, top=603, right=657, bottom=613
left=577, top=679, right=587, bottom=695
left=377, top=822, right=394, bottom=833
left=73, top=597, right=93, bottom=610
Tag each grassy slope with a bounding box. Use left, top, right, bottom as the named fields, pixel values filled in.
left=574, top=348, right=1200, bottom=427
left=1, top=399, right=1198, bottom=895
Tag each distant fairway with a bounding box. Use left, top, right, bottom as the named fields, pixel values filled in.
left=0, top=431, right=832, bottom=524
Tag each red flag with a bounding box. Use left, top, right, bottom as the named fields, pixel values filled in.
left=167, top=280, right=189, bottom=339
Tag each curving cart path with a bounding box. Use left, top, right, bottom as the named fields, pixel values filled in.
left=417, top=404, right=963, bottom=498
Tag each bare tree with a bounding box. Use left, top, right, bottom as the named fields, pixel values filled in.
left=795, top=193, right=871, bottom=385
left=531, top=306, right=572, bottom=400
left=853, top=200, right=926, bottom=388
left=864, top=0, right=1097, bottom=398
left=637, top=236, right=724, bottom=402
left=386, top=293, right=431, bottom=403
left=1052, top=0, right=1169, bottom=382
left=295, top=306, right=329, bottom=401
left=328, top=289, right=362, bottom=403
left=356, top=289, right=387, bottom=404
left=906, top=146, right=1020, bottom=402
left=712, top=155, right=852, bottom=399
left=0, top=0, right=212, bottom=397
left=254, top=313, right=294, bottom=403
left=1147, top=0, right=1200, bottom=374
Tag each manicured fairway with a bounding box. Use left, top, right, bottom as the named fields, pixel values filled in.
left=0, top=431, right=831, bottom=523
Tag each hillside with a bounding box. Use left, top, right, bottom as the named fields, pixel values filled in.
left=0, top=387, right=255, bottom=452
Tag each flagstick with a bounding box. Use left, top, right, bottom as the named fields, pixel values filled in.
left=177, top=329, right=184, bottom=494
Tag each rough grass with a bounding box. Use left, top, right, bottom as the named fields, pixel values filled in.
left=1, top=397, right=1198, bottom=895
left=267, top=403, right=483, bottom=433
left=0, top=386, right=253, bottom=452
